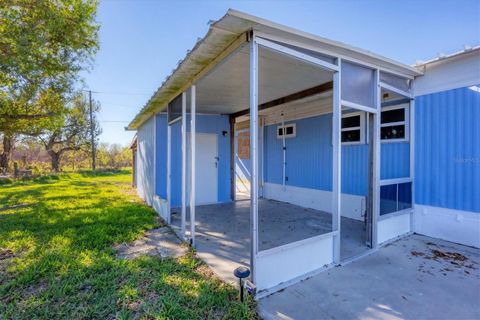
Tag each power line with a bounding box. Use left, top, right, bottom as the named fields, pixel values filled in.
left=83, top=89, right=151, bottom=96
left=98, top=101, right=139, bottom=108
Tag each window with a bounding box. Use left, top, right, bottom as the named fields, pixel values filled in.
left=341, top=112, right=365, bottom=144
left=277, top=123, right=296, bottom=139
left=381, top=104, right=409, bottom=141
left=380, top=182, right=412, bottom=215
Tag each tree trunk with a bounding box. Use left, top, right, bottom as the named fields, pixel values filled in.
left=48, top=150, right=62, bottom=172
left=0, top=135, right=14, bottom=173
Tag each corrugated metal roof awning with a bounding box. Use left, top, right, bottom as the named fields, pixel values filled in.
left=127, top=9, right=421, bottom=130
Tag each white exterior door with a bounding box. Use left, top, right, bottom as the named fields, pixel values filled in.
left=188, top=133, right=218, bottom=205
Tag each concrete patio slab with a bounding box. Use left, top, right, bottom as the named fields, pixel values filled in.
left=171, top=199, right=369, bottom=284
left=258, top=234, right=480, bottom=320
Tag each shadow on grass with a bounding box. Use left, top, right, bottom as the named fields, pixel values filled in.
left=0, top=172, right=256, bottom=319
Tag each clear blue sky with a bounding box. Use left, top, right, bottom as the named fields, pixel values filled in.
left=82, top=0, right=480, bottom=146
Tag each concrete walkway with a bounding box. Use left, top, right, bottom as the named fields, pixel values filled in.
left=258, top=234, right=480, bottom=320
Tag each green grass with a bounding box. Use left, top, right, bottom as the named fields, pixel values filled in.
left=0, top=170, right=257, bottom=319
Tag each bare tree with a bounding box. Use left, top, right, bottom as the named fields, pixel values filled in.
left=40, top=93, right=101, bottom=172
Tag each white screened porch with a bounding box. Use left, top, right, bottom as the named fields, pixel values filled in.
left=130, top=10, right=420, bottom=297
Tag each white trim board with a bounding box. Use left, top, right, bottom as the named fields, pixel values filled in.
left=255, top=234, right=334, bottom=292
left=378, top=211, right=411, bottom=244
left=414, top=205, right=480, bottom=248
left=413, top=49, right=480, bottom=97
left=263, top=182, right=365, bottom=221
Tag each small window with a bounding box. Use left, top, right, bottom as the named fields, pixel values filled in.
left=341, top=112, right=365, bottom=144
left=381, top=105, right=409, bottom=141
left=380, top=182, right=412, bottom=215
left=277, top=123, right=296, bottom=139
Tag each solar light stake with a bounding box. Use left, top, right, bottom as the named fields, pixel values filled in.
left=233, top=266, right=250, bottom=302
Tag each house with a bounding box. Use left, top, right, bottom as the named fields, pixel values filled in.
left=127, top=10, right=479, bottom=297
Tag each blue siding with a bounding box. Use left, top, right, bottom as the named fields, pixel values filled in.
left=264, top=116, right=333, bottom=190
left=155, top=114, right=168, bottom=199
left=415, top=86, right=480, bottom=213
left=381, top=143, right=410, bottom=179
left=170, top=121, right=182, bottom=207
left=264, top=113, right=410, bottom=196
left=155, top=114, right=231, bottom=207
left=342, top=144, right=368, bottom=195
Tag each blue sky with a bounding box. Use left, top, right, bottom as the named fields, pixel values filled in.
left=83, top=0, right=480, bottom=146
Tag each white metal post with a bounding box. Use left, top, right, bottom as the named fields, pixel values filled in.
left=409, top=97, right=415, bottom=232
left=190, top=85, right=196, bottom=246
left=281, top=113, right=286, bottom=190
left=372, top=69, right=381, bottom=248
left=259, top=116, right=265, bottom=197
left=153, top=114, right=157, bottom=199
left=167, top=124, right=171, bottom=224
left=249, top=35, right=259, bottom=283
left=332, top=59, right=342, bottom=264
left=181, top=92, right=187, bottom=239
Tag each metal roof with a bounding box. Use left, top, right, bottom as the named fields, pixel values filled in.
left=127, top=9, right=421, bottom=130
left=414, top=45, right=480, bottom=68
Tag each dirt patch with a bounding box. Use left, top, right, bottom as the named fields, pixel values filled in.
left=0, top=249, right=16, bottom=278
left=0, top=249, right=14, bottom=260
left=0, top=203, right=29, bottom=212
left=411, top=251, right=425, bottom=257
left=412, top=247, right=478, bottom=275
left=431, top=249, right=468, bottom=262
left=114, top=227, right=188, bottom=260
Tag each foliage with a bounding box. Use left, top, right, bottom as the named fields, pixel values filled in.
left=0, top=0, right=100, bottom=134
left=0, top=0, right=100, bottom=172
left=11, top=139, right=129, bottom=174
left=96, top=143, right=131, bottom=169
left=0, top=171, right=257, bottom=319
left=39, top=92, right=101, bottom=171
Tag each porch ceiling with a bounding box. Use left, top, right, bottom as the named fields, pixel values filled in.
left=195, top=45, right=333, bottom=115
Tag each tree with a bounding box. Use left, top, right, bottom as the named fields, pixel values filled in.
left=40, top=93, right=101, bottom=172
left=0, top=0, right=99, bottom=171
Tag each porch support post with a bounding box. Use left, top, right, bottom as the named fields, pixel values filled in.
left=409, top=97, right=415, bottom=232
left=249, top=34, right=259, bottom=283
left=167, top=124, right=171, bottom=224
left=181, top=91, right=187, bottom=239
left=372, top=69, right=381, bottom=248
left=332, top=59, right=342, bottom=264
left=190, top=85, right=196, bottom=247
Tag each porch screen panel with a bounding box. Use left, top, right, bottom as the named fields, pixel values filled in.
left=341, top=61, right=375, bottom=107
left=380, top=71, right=411, bottom=93
left=168, top=94, right=182, bottom=124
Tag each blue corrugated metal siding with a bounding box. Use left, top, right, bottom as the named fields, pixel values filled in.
left=155, top=114, right=231, bottom=207
left=415, top=86, right=480, bottom=212
left=342, top=144, right=368, bottom=195
left=264, top=115, right=333, bottom=190
left=137, top=117, right=155, bottom=204
left=381, top=143, right=410, bottom=179
left=155, top=114, right=167, bottom=199
left=170, top=121, right=182, bottom=207
left=264, top=113, right=409, bottom=196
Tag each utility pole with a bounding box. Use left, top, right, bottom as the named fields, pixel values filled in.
left=89, top=90, right=96, bottom=170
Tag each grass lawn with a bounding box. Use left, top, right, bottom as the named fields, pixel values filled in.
left=0, top=170, right=257, bottom=319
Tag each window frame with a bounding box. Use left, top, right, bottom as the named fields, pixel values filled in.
left=277, top=123, right=296, bottom=139
left=341, top=111, right=365, bottom=145
left=380, top=104, right=410, bottom=143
